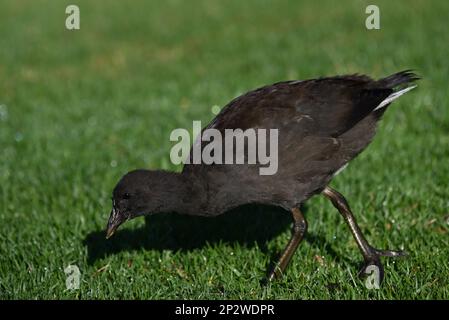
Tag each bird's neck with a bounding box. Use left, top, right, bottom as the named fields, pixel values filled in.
left=154, top=171, right=208, bottom=216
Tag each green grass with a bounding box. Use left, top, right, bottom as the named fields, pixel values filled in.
left=1, top=0, right=448, bottom=299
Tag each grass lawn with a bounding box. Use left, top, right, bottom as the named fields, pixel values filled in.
left=0, top=0, right=448, bottom=299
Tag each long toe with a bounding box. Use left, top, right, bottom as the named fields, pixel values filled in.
left=373, top=248, right=407, bottom=258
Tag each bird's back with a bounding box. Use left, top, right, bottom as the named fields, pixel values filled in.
left=183, top=71, right=419, bottom=214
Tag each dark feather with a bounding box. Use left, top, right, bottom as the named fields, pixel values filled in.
left=182, top=71, right=419, bottom=214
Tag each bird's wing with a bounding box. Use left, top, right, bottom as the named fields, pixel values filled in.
left=182, top=75, right=391, bottom=174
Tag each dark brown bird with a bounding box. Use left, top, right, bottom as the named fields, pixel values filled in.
left=106, top=70, right=419, bottom=283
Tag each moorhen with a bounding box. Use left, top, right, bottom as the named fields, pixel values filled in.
left=106, top=70, right=419, bottom=283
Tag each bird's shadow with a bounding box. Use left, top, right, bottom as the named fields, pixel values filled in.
left=84, top=205, right=290, bottom=264
left=84, top=204, right=354, bottom=271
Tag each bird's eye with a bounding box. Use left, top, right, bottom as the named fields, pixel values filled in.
left=123, top=193, right=131, bottom=199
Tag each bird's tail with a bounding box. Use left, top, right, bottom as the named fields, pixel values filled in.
left=376, top=70, right=420, bottom=89
left=373, top=70, right=420, bottom=111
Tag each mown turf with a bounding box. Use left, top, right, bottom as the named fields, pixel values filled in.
left=0, top=0, right=448, bottom=299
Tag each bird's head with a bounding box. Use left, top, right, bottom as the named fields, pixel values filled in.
left=106, top=169, right=172, bottom=239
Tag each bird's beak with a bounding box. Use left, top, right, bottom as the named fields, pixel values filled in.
left=106, top=207, right=124, bottom=239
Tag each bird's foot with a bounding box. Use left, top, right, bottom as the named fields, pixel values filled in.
left=357, top=247, right=407, bottom=287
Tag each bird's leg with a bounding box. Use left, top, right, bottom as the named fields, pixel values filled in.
left=268, top=207, right=307, bottom=281
left=322, top=186, right=406, bottom=283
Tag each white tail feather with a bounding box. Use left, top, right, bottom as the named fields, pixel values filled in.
left=374, top=85, right=417, bottom=111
